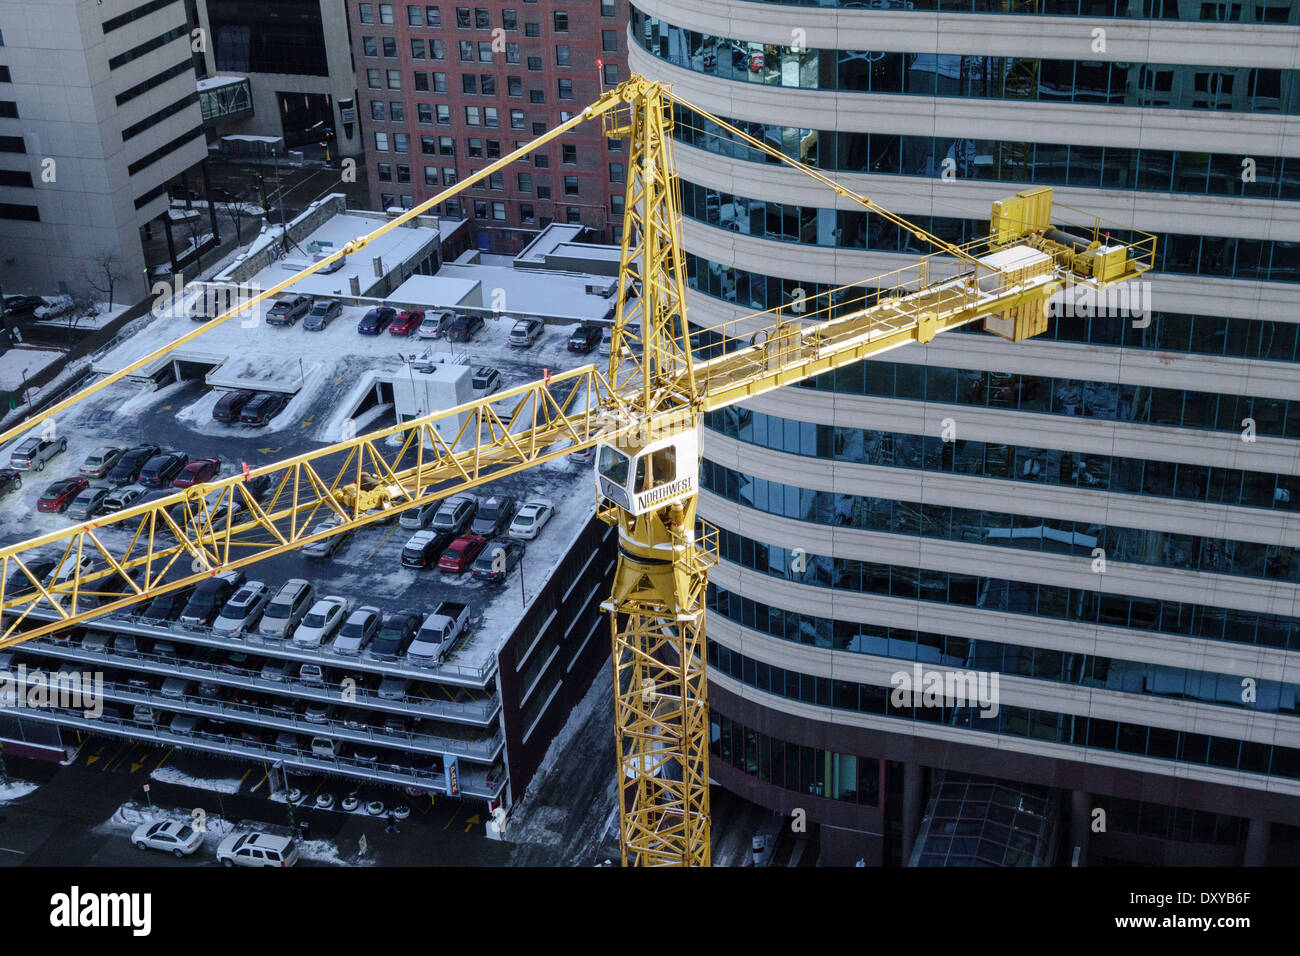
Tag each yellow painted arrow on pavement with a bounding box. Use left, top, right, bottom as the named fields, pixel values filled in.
left=85, top=755, right=99, bottom=765
left=464, top=813, right=480, bottom=832
left=130, top=759, right=146, bottom=773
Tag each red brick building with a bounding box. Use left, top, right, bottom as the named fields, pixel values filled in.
left=349, top=1, right=630, bottom=253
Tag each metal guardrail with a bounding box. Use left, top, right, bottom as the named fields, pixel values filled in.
left=18, top=639, right=499, bottom=725
left=13, top=706, right=505, bottom=797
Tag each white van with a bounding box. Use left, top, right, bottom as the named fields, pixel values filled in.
left=310, top=736, right=340, bottom=758
left=132, top=704, right=155, bottom=725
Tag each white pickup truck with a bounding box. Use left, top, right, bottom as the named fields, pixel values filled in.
left=407, top=601, right=469, bottom=666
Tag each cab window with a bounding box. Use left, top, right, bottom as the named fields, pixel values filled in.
left=634, top=447, right=676, bottom=494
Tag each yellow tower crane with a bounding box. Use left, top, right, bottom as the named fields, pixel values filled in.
left=0, top=76, right=1154, bottom=866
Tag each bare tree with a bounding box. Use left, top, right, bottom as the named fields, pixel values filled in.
left=84, top=248, right=126, bottom=310
left=183, top=215, right=208, bottom=276
left=64, top=286, right=98, bottom=343
left=219, top=189, right=262, bottom=247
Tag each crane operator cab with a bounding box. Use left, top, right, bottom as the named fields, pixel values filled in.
left=594, top=425, right=699, bottom=516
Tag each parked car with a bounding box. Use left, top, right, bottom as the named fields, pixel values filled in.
left=239, top=392, right=290, bottom=427
left=140, top=585, right=192, bottom=623
left=508, top=316, right=544, bottom=348
left=212, top=580, right=270, bottom=634
left=131, top=820, right=204, bottom=858
left=430, top=493, right=477, bottom=535
left=398, top=499, right=441, bottom=531
left=9, top=435, right=67, bottom=471
left=37, top=476, right=89, bottom=514
left=368, top=610, right=422, bottom=661
left=138, top=451, right=189, bottom=487
left=471, top=539, right=524, bottom=584
left=100, top=485, right=144, bottom=514
left=389, top=309, right=423, bottom=336
left=3, top=558, right=56, bottom=599
left=79, top=445, right=125, bottom=479
left=212, top=389, right=256, bottom=423
left=469, top=494, right=516, bottom=537
left=2, top=294, right=45, bottom=318
left=357, top=306, right=396, bottom=335
left=303, top=299, right=342, bottom=331
left=64, top=485, right=111, bottom=521
left=106, top=444, right=160, bottom=485
left=0, top=469, right=21, bottom=501
left=568, top=324, right=603, bottom=354
left=259, top=660, right=291, bottom=682
left=216, top=831, right=299, bottom=867
left=471, top=366, right=501, bottom=396
left=446, top=314, right=484, bottom=342
left=437, top=533, right=488, bottom=573
left=171, top=456, right=221, bottom=488
left=266, top=294, right=312, bottom=326
left=292, top=595, right=349, bottom=647
left=332, top=605, right=382, bottom=655
left=407, top=602, right=470, bottom=666
left=302, top=514, right=352, bottom=557
left=178, top=572, right=245, bottom=627
left=258, top=578, right=316, bottom=638
left=508, top=497, right=556, bottom=540
left=377, top=676, right=409, bottom=700
left=417, top=309, right=454, bottom=339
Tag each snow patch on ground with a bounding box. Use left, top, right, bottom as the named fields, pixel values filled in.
left=0, top=779, right=39, bottom=803
left=149, top=764, right=244, bottom=794
left=0, top=347, right=63, bottom=391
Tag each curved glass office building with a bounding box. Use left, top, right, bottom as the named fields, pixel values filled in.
left=629, top=0, right=1300, bottom=864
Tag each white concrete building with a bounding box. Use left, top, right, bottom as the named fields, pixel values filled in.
left=631, top=0, right=1300, bottom=865
left=0, top=0, right=209, bottom=303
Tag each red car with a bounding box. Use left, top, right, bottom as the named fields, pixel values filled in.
left=389, top=309, right=424, bottom=336
left=37, top=476, right=89, bottom=513
left=437, top=534, right=488, bottom=573
left=171, top=456, right=221, bottom=488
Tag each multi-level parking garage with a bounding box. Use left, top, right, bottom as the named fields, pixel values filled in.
left=0, top=219, right=624, bottom=815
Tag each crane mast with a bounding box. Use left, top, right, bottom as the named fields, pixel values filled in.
left=0, top=76, right=1154, bottom=866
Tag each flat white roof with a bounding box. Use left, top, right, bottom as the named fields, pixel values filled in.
left=433, top=262, right=617, bottom=323
left=198, top=75, right=248, bottom=91
left=389, top=274, right=480, bottom=308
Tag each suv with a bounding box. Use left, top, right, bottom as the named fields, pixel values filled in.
left=239, top=392, right=290, bottom=427
left=106, top=444, right=160, bottom=485
left=431, top=493, right=477, bottom=535
left=179, top=572, right=245, bottom=627
left=471, top=366, right=501, bottom=396
left=258, top=579, right=316, bottom=639
left=9, top=435, right=67, bottom=471
left=216, top=831, right=299, bottom=868
left=508, top=317, right=543, bottom=348
left=138, top=451, right=189, bottom=487
left=212, top=389, right=255, bottom=423
left=401, top=529, right=451, bottom=569
left=212, top=580, right=270, bottom=634
left=266, top=294, right=312, bottom=326
left=446, top=314, right=484, bottom=342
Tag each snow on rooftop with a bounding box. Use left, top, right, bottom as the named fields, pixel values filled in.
left=434, top=262, right=617, bottom=324
left=197, top=74, right=248, bottom=91
left=388, top=274, right=481, bottom=309
left=0, top=347, right=62, bottom=391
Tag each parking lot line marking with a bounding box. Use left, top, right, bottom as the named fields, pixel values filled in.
left=154, top=747, right=176, bottom=771
left=363, top=523, right=399, bottom=562
left=0, top=847, right=23, bottom=855
left=442, top=805, right=462, bottom=830
left=250, top=767, right=269, bottom=793
left=237, top=768, right=252, bottom=786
